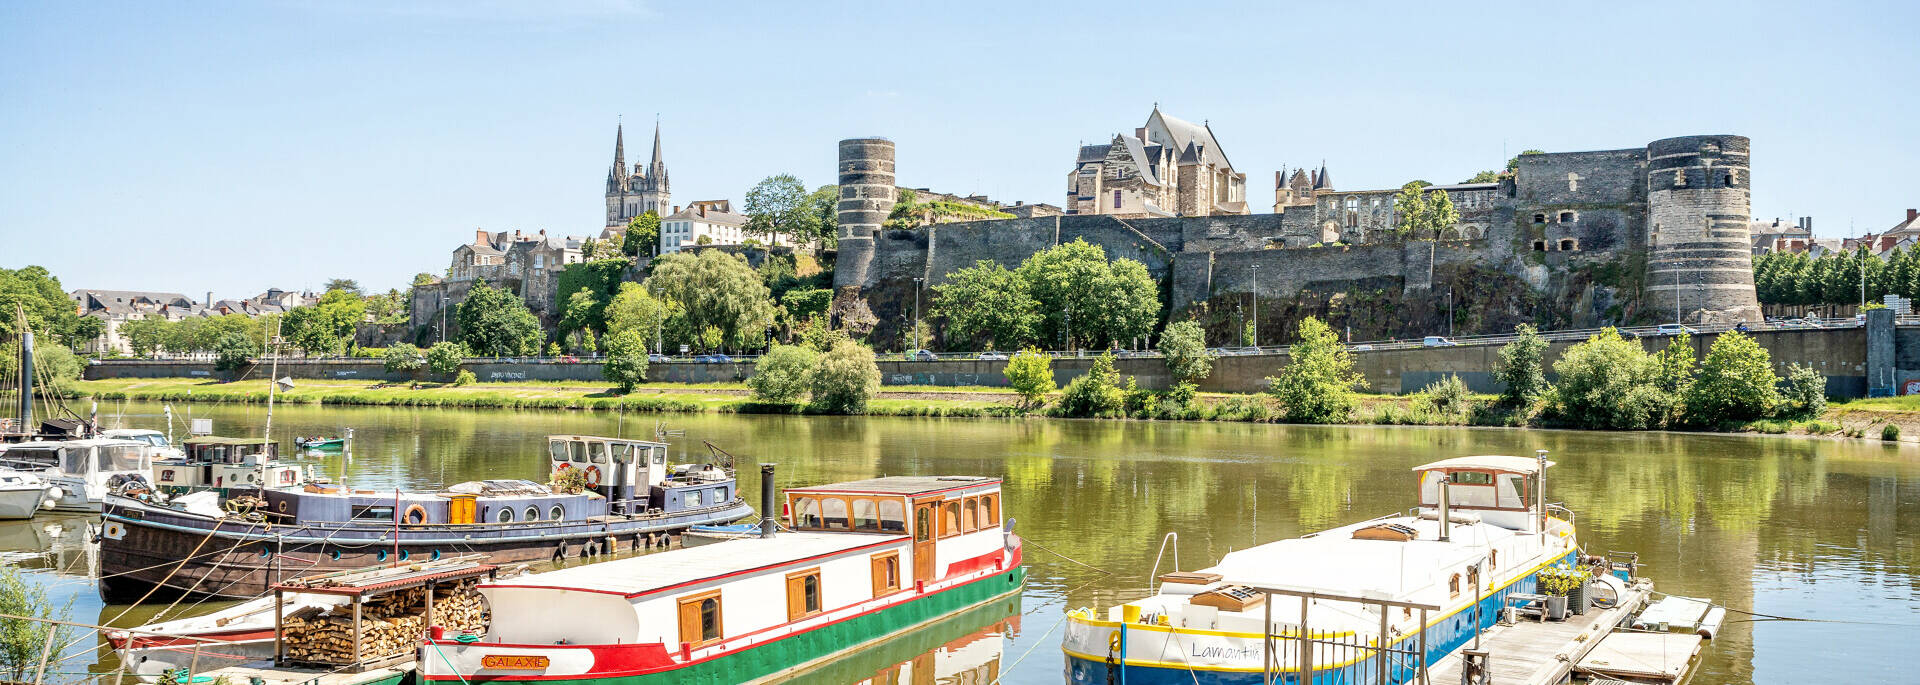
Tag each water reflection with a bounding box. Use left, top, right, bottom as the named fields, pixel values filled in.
left=1, top=401, right=1913, bottom=684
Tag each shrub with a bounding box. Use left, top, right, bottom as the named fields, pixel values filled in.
left=212, top=332, right=257, bottom=374
left=0, top=566, right=72, bottom=680
left=1056, top=352, right=1125, bottom=418
left=425, top=342, right=466, bottom=381
left=1412, top=374, right=1475, bottom=422
left=1003, top=348, right=1055, bottom=409
left=1546, top=328, right=1667, bottom=430
left=1212, top=394, right=1271, bottom=422
left=809, top=340, right=880, bottom=414
left=383, top=343, right=424, bottom=374
left=602, top=330, right=650, bottom=393
left=1801, top=419, right=1840, bottom=434
left=1779, top=363, right=1826, bottom=418
left=452, top=369, right=476, bottom=387
left=1121, top=377, right=1155, bottom=417
left=1266, top=317, right=1364, bottom=423
left=1883, top=424, right=1900, bottom=441
left=545, top=342, right=562, bottom=357
left=747, top=344, right=817, bottom=403
left=1685, top=331, right=1778, bottom=423
left=1494, top=324, right=1547, bottom=407
left=1158, top=321, right=1213, bottom=385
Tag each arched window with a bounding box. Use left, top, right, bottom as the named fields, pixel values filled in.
left=962, top=499, right=978, bottom=532
left=1560, top=239, right=1579, bottom=252
left=699, top=597, right=721, bottom=640
left=1449, top=574, right=1461, bottom=598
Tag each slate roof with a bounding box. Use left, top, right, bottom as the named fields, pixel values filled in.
left=1115, top=135, right=1163, bottom=187
left=665, top=204, right=748, bottom=226
left=1077, top=144, right=1112, bottom=164
left=1150, top=108, right=1232, bottom=171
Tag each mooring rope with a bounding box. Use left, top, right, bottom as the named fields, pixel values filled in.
left=1021, top=537, right=1115, bottom=575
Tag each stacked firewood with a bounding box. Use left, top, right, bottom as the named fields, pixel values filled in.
left=282, top=581, right=489, bottom=664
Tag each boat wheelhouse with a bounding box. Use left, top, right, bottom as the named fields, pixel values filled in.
left=420, top=474, right=1025, bottom=685
left=102, top=428, right=186, bottom=461
left=1063, top=454, right=1577, bottom=685
left=153, top=436, right=305, bottom=497
left=0, top=437, right=157, bottom=512
left=97, top=435, right=751, bottom=601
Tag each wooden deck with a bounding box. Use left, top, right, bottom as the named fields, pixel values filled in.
left=1428, top=581, right=1654, bottom=685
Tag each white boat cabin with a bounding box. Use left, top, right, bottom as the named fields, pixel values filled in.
left=153, top=436, right=303, bottom=494
left=1414, top=454, right=1554, bottom=532
left=546, top=435, right=731, bottom=515
left=0, top=438, right=157, bottom=511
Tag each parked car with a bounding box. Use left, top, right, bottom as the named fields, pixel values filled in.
left=696, top=354, right=733, bottom=364
left=648, top=353, right=671, bottom=363
left=1350, top=343, right=1374, bottom=352
left=1422, top=336, right=1458, bottom=348
left=1655, top=324, right=1698, bottom=336
left=976, top=351, right=1009, bottom=361
left=1798, top=318, right=1824, bottom=329
left=909, top=349, right=938, bottom=361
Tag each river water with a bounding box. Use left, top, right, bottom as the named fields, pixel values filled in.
left=6, top=400, right=1916, bottom=684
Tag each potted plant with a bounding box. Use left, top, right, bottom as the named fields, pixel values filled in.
left=1536, top=567, right=1586, bottom=620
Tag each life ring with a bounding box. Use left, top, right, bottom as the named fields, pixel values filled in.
left=276, top=499, right=289, bottom=513
left=552, top=463, right=575, bottom=481
left=584, top=465, right=602, bottom=489
left=403, top=504, right=428, bottom=525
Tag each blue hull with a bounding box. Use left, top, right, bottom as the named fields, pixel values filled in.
left=1065, top=550, right=1579, bottom=685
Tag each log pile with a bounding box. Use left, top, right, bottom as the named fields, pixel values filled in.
left=282, top=580, right=489, bottom=665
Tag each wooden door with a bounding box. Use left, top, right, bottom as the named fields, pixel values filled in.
left=450, top=495, right=476, bottom=524
left=912, top=499, right=937, bottom=586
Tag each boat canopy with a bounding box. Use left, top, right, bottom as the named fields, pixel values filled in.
left=443, top=479, right=551, bottom=495
left=1412, top=455, right=1553, bottom=475
left=785, top=475, right=1000, bottom=498
left=481, top=531, right=897, bottom=598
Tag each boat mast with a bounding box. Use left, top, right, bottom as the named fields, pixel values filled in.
left=13, top=306, right=31, bottom=434
left=263, top=317, right=282, bottom=445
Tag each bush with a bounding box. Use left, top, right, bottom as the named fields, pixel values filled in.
left=1266, top=317, right=1364, bottom=423
left=453, top=369, right=476, bottom=387
left=1685, top=331, right=1778, bottom=423
left=1212, top=394, right=1271, bottom=422
left=1056, top=352, right=1125, bottom=418
left=1412, top=374, right=1475, bottom=422
left=1003, top=348, right=1055, bottom=409
left=1883, top=424, right=1900, bottom=441
left=383, top=343, right=424, bottom=374
left=1546, top=328, right=1668, bottom=430
left=1494, top=324, right=1548, bottom=407
left=602, top=330, right=650, bottom=393
left=1801, top=419, right=1840, bottom=434
left=425, top=342, right=466, bottom=381
left=809, top=340, right=880, bottom=414
left=0, top=566, right=72, bottom=680
left=545, top=342, right=562, bottom=357
left=212, top=332, right=257, bottom=373
left=1158, top=321, right=1213, bottom=385
left=747, top=345, right=817, bottom=403
left=1780, top=363, right=1826, bottom=418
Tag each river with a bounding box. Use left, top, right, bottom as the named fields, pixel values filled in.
left=5, top=400, right=1915, bottom=684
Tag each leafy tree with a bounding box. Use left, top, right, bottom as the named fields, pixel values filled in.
left=806, top=185, right=839, bottom=249
left=560, top=290, right=600, bottom=339
left=1004, top=348, right=1054, bottom=409
left=322, top=278, right=362, bottom=295
left=604, top=283, right=673, bottom=350
left=456, top=279, right=542, bottom=357
left=1412, top=374, right=1475, bottom=420
left=364, top=288, right=408, bottom=324
left=1014, top=239, right=1159, bottom=350
left=121, top=317, right=170, bottom=357
left=555, top=258, right=632, bottom=333
left=284, top=289, right=367, bottom=356
left=411, top=272, right=439, bottom=287
left=1494, top=324, right=1547, bottom=407
left=1056, top=352, right=1124, bottom=418
left=1393, top=181, right=1460, bottom=239
left=0, top=566, right=72, bottom=680
left=642, top=251, right=775, bottom=351
left=602, top=330, right=650, bottom=393
left=781, top=288, right=832, bottom=325
left=747, top=344, right=818, bottom=402
left=1547, top=328, right=1669, bottom=430
left=567, top=329, right=598, bottom=355
left=798, top=315, right=850, bottom=353
left=425, top=341, right=466, bottom=380
left=1463, top=170, right=1502, bottom=183
left=809, top=340, right=880, bottom=413
left=212, top=331, right=256, bottom=373
left=0, top=266, right=85, bottom=342
left=698, top=324, right=725, bottom=352
left=1652, top=334, right=1696, bottom=395
left=453, top=369, right=476, bottom=386
left=1266, top=317, right=1364, bottom=423
left=68, top=316, right=104, bottom=350
left=1242, top=320, right=1256, bottom=348
left=1685, top=331, right=1778, bottom=422
left=544, top=341, right=562, bottom=357
left=743, top=174, right=811, bottom=246
left=1158, top=320, right=1213, bottom=385
left=0, top=344, right=83, bottom=392
left=1780, top=363, right=1827, bottom=418
left=932, top=260, right=1039, bottom=350
left=383, top=343, right=424, bottom=375
left=622, top=211, right=661, bottom=258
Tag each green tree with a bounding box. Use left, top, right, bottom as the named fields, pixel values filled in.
left=1266, top=317, right=1364, bottom=423
left=809, top=340, right=880, bottom=414
left=747, top=344, right=817, bottom=402
left=743, top=174, right=811, bottom=246
left=1014, top=239, right=1159, bottom=350
left=567, top=329, right=598, bottom=355
left=781, top=288, right=832, bottom=325
left=322, top=278, right=363, bottom=295
left=1242, top=320, right=1256, bottom=348
left=622, top=211, right=661, bottom=258
left=425, top=341, right=466, bottom=380
left=1780, top=363, right=1827, bottom=418
left=602, top=330, right=650, bottom=393
left=456, top=279, right=542, bottom=357
left=1685, top=331, right=1779, bottom=422
left=1547, top=328, right=1669, bottom=430
left=412, top=272, right=439, bottom=287
left=1652, top=334, right=1697, bottom=394
left=604, top=283, right=673, bottom=351
left=0, top=345, right=83, bottom=393
left=932, top=260, right=1040, bottom=350
left=364, top=288, right=408, bottom=323
left=560, top=290, right=601, bottom=339
left=383, top=343, right=424, bottom=375
left=284, top=289, right=367, bottom=356
left=1393, top=181, right=1461, bottom=239
left=1462, top=170, right=1502, bottom=183
left=1056, top=352, right=1124, bottom=418
left=0, top=566, right=72, bottom=680
left=1158, top=320, right=1213, bottom=385
left=805, top=185, right=839, bottom=249
left=1003, top=348, right=1055, bottom=409
left=698, top=324, right=725, bottom=352
left=212, top=331, right=256, bottom=374
left=1494, top=324, right=1547, bottom=407
left=121, top=317, right=171, bottom=357
left=0, top=266, right=85, bottom=342
left=68, top=316, right=104, bottom=350
left=642, top=251, right=775, bottom=351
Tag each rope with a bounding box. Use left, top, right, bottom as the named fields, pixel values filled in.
left=427, top=640, right=470, bottom=685
left=988, top=575, right=1105, bottom=685
left=1647, top=590, right=1920, bottom=628
left=1022, top=538, right=1114, bottom=575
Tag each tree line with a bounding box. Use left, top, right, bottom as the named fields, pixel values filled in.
left=1753, top=247, right=1920, bottom=311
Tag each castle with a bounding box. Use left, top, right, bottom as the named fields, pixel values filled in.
left=835, top=134, right=1762, bottom=346
left=1068, top=107, right=1249, bottom=217
left=603, top=121, right=670, bottom=233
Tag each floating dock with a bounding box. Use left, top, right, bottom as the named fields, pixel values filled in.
left=1429, top=580, right=1699, bottom=684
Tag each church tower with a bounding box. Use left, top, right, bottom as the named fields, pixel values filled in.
left=604, top=121, right=671, bottom=229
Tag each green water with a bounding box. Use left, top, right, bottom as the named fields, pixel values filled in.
left=7, top=400, right=1916, bottom=684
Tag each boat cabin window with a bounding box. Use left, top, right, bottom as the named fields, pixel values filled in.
left=550, top=505, right=564, bottom=520
left=939, top=501, right=961, bottom=538
left=352, top=505, right=395, bottom=521
left=1449, top=574, right=1461, bottom=598
left=62, top=448, right=87, bottom=474
left=548, top=440, right=567, bottom=462
left=687, top=489, right=704, bottom=507
left=524, top=505, right=539, bottom=521
left=100, top=445, right=145, bottom=470
left=652, top=447, right=666, bottom=466
left=610, top=443, right=632, bottom=464
left=496, top=507, right=515, bottom=523
left=1490, top=550, right=1498, bottom=570
left=962, top=499, right=978, bottom=532
left=879, top=499, right=906, bottom=533
left=871, top=552, right=901, bottom=596
left=678, top=590, right=723, bottom=647
left=588, top=442, right=607, bottom=464
left=821, top=498, right=849, bottom=529
left=914, top=506, right=933, bottom=542
left=981, top=493, right=999, bottom=527
left=851, top=499, right=878, bottom=530
left=1450, top=471, right=1493, bottom=486
left=794, top=497, right=821, bottom=528
left=568, top=442, right=587, bottom=464
left=785, top=569, right=823, bottom=620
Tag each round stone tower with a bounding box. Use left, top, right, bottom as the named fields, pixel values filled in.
left=1645, top=135, right=1761, bottom=324
left=834, top=138, right=896, bottom=289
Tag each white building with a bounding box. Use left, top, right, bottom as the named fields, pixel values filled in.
left=660, top=200, right=750, bottom=254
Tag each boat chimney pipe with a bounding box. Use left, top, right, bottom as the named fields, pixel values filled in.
left=1536, top=449, right=1549, bottom=537
left=16, top=329, right=33, bottom=431
left=1437, top=470, right=1451, bottom=543
left=759, top=463, right=776, bottom=539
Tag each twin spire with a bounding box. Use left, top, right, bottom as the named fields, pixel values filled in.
left=607, top=119, right=666, bottom=192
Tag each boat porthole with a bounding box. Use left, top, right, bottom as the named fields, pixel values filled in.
left=329, top=550, right=342, bottom=561
left=257, top=548, right=270, bottom=558
left=430, top=550, right=442, bottom=561
left=399, top=550, right=410, bottom=561
left=377, top=550, right=388, bottom=562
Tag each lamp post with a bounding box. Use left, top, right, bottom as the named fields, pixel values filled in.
left=651, top=287, right=665, bottom=357
left=1250, top=263, right=1261, bottom=347
left=1064, top=303, right=1073, bottom=356
left=913, top=277, right=924, bottom=354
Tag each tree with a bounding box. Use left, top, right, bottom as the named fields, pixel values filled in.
left=560, top=290, right=601, bottom=339
left=364, top=288, right=408, bottom=323
left=1158, top=320, right=1213, bottom=385
left=1685, top=331, right=1778, bottom=422
left=781, top=288, right=832, bottom=326
left=602, top=330, right=650, bottom=393
left=1014, top=239, right=1159, bottom=349
left=284, top=289, right=367, bottom=356
left=747, top=344, right=817, bottom=402
left=456, top=279, right=542, bottom=357
left=1393, top=181, right=1459, bottom=239
left=1780, top=363, right=1827, bottom=418
left=121, top=317, right=170, bottom=357
left=1056, top=352, right=1124, bottom=417
left=1266, top=317, right=1364, bottom=423
left=1652, top=334, right=1696, bottom=394
left=322, top=278, right=363, bottom=295
left=805, top=185, right=839, bottom=249
left=67, top=316, right=104, bottom=350
left=0, top=266, right=85, bottom=343
left=1463, top=170, right=1502, bottom=183
left=604, top=283, right=672, bottom=350
left=383, top=343, right=424, bottom=375
left=1494, top=324, right=1548, bottom=407
left=743, top=174, right=811, bottom=246
left=1004, top=348, right=1054, bottom=409
left=642, top=251, right=776, bottom=351
left=809, top=340, right=880, bottom=413
left=1548, top=328, right=1669, bottom=430
left=698, top=324, right=725, bottom=352
left=622, top=211, right=661, bottom=258
left=411, top=272, right=439, bottom=287
left=212, top=331, right=256, bottom=374
left=0, top=566, right=72, bottom=680
left=425, top=341, right=466, bottom=380
left=931, top=260, right=1039, bottom=350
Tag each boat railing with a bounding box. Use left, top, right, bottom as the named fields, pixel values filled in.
left=1545, top=502, right=1576, bottom=530
left=1147, top=532, right=1178, bottom=594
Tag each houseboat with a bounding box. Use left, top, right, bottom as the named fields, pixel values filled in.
left=1062, top=454, right=1579, bottom=684
left=0, top=437, right=158, bottom=512
left=102, top=428, right=186, bottom=461
left=419, top=472, right=1025, bottom=685
left=96, top=434, right=752, bottom=601
left=150, top=436, right=306, bottom=497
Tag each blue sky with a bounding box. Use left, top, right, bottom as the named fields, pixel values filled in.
left=3, top=0, right=1915, bottom=298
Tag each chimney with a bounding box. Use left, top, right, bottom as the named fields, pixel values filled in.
left=696, top=205, right=706, bottom=218
left=672, top=205, right=680, bottom=214
left=475, top=229, right=489, bottom=245
left=1907, top=209, right=1917, bottom=223
left=1135, top=127, right=1147, bottom=140
left=206, top=291, right=212, bottom=307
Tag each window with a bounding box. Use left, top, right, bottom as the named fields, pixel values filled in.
left=1449, top=574, right=1461, bottom=598
left=1113, top=190, right=1122, bottom=209
left=550, top=505, right=564, bottom=521
left=687, top=489, right=704, bottom=508
left=940, top=501, right=961, bottom=538
left=1490, top=550, right=1498, bottom=570
left=568, top=441, right=587, bottom=463
left=588, top=442, right=607, bottom=463
left=1558, top=211, right=1575, bottom=223
left=1724, top=173, right=1736, bottom=187
left=980, top=494, right=999, bottom=528
left=1532, top=213, right=1546, bottom=224
left=879, top=499, right=906, bottom=533
left=496, top=507, right=515, bottom=523
left=872, top=552, right=901, bottom=596
left=1451, top=471, right=1494, bottom=485
left=525, top=505, right=540, bottom=521
left=352, top=505, right=396, bottom=521
left=1560, top=239, right=1578, bottom=251
left=1345, top=197, right=1358, bottom=210
left=822, top=498, right=850, bottom=529
left=1533, top=240, right=1547, bottom=252
left=851, top=498, right=879, bottom=531
left=794, top=497, right=821, bottom=528
left=962, top=499, right=978, bottom=532
left=914, top=505, right=933, bottom=542
left=786, top=569, right=822, bottom=620
left=677, top=591, right=723, bottom=647
left=610, top=444, right=632, bottom=464
left=547, top=440, right=568, bottom=462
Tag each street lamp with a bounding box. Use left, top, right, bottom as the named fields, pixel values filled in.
left=913, top=277, right=924, bottom=354
left=651, top=287, right=665, bottom=357
left=1250, top=263, right=1261, bottom=347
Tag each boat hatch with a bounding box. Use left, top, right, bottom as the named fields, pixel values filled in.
left=1352, top=522, right=1419, bottom=541
left=1190, top=585, right=1265, bottom=612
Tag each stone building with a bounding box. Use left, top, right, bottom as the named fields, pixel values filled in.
left=410, top=228, right=589, bottom=340
left=604, top=122, right=670, bottom=233
left=660, top=200, right=750, bottom=253
left=1750, top=217, right=1813, bottom=254
left=1067, top=106, right=1249, bottom=218
left=69, top=290, right=204, bottom=355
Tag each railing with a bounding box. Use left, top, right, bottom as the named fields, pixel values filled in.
left=1146, top=532, right=1178, bottom=595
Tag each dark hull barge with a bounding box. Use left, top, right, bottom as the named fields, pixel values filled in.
left=98, top=434, right=753, bottom=601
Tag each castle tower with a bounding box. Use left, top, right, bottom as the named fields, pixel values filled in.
left=1645, top=135, right=1761, bottom=324
left=833, top=138, right=896, bottom=289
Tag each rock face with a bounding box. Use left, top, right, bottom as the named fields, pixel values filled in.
left=834, top=135, right=1761, bottom=346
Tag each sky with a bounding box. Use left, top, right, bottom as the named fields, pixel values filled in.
left=2, top=0, right=1916, bottom=300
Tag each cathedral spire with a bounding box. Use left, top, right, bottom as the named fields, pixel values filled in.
left=648, top=118, right=667, bottom=189
left=611, top=122, right=628, bottom=185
